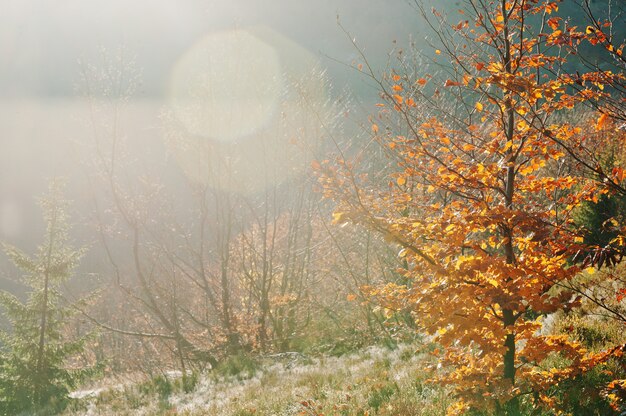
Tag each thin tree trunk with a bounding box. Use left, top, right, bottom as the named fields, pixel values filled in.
left=36, top=207, right=57, bottom=405
left=501, top=1, right=521, bottom=412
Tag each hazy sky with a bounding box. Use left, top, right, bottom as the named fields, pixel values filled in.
left=0, top=0, right=430, bottom=98
left=0, top=0, right=440, bottom=255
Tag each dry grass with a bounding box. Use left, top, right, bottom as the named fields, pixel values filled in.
left=63, top=344, right=450, bottom=415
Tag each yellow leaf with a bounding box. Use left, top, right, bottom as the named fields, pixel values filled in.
left=397, top=176, right=407, bottom=186
left=372, top=124, right=379, bottom=134
left=332, top=212, right=345, bottom=224
left=475, top=102, right=483, bottom=112
left=487, top=278, right=499, bottom=287
left=435, top=49, right=441, bottom=55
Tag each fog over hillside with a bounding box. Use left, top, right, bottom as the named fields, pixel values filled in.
left=0, top=0, right=623, bottom=287
left=0, top=1, right=427, bottom=276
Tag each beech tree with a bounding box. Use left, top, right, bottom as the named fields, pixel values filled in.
left=319, top=0, right=623, bottom=413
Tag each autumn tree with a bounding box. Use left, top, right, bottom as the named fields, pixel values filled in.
left=539, top=1, right=626, bottom=357
left=318, top=0, right=622, bottom=413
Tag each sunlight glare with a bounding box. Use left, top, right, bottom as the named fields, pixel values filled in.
left=169, top=29, right=281, bottom=141
left=166, top=27, right=330, bottom=195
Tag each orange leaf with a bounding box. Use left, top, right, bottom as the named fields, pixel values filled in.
left=547, top=17, right=561, bottom=30
left=596, top=113, right=609, bottom=130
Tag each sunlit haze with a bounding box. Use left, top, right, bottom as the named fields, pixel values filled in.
left=0, top=0, right=420, bottom=241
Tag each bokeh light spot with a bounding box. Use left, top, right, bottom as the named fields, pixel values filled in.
left=166, top=27, right=332, bottom=195
left=169, top=30, right=282, bottom=141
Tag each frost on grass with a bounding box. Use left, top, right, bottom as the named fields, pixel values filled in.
left=65, top=344, right=450, bottom=415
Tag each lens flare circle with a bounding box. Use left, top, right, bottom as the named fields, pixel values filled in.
left=170, top=30, right=281, bottom=141
left=166, top=27, right=331, bottom=195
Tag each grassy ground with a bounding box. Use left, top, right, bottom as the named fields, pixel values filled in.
left=62, top=344, right=450, bottom=416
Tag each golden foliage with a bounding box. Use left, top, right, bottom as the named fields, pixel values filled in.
left=319, top=0, right=626, bottom=413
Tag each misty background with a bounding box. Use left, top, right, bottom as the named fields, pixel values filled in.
left=0, top=0, right=432, bottom=289
left=0, top=0, right=620, bottom=291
